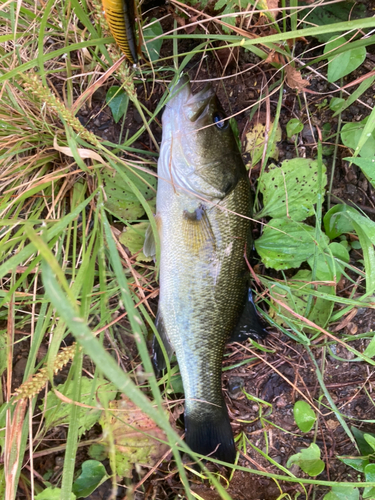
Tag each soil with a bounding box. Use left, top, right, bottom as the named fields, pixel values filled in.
left=11, top=3, right=375, bottom=500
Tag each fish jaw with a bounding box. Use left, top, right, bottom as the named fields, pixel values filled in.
left=161, top=75, right=192, bottom=141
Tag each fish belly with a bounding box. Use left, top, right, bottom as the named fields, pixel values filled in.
left=156, top=176, right=251, bottom=462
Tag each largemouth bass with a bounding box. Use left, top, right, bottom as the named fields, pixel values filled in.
left=146, top=75, right=266, bottom=463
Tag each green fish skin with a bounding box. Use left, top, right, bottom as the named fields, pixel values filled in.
left=152, top=75, right=266, bottom=463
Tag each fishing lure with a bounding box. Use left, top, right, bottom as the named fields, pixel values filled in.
left=102, top=0, right=138, bottom=64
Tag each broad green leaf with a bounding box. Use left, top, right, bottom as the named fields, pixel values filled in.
left=166, top=373, right=184, bottom=394
left=103, top=167, right=156, bottom=221
left=213, top=0, right=236, bottom=31
left=352, top=225, right=375, bottom=294
left=350, top=106, right=375, bottom=158
left=329, top=97, right=345, bottom=113
left=287, top=443, right=325, bottom=476
left=100, top=396, right=169, bottom=479
left=245, top=119, right=281, bottom=167
left=307, top=242, right=349, bottom=282
left=88, top=444, right=107, bottom=461
left=42, top=377, right=116, bottom=436
left=324, top=35, right=366, bottom=83
left=364, top=464, right=375, bottom=498
left=364, top=433, right=375, bottom=452
left=286, top=118, right=303, bottom=138
left=119, top=221, right=152, bottom=262
left=142, top=19, right=163, bottom=62
left=351, top=426, right=375, bottom=456
left=339, top=457, right=369, bottom=473
left=255, top=219, right=329, bottom=270
left=324, top=485, right=359, bottom=500
left=344, top=157, right=375, bottom=189
left=293, top=401, right=317, bottom=433
left=106, top=86, right=129, bottom=123
left=300, top=1, right=366, bottom=43
left=256, top=159, right=327, bottom=221
left=35, top=487, right=75, bottom=500
left=72, top=460, right=108, bottom=498
left=363, top=335, right=375, bottom=359
left=323, top=205, right=355, bottom=240
left=323, top=204, right=375, bottom=293
left=324, top=204, right=375, bottom=244
left=341, top=117, right=375, bottom=159
left=269, top=270, right=334, bottom=330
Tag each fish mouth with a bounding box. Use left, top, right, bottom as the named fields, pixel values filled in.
left=169, top=74, right=191, bottom=99
left=185, top=84, right=215, bottom=122
left=164, top=74, right=215, bottom=123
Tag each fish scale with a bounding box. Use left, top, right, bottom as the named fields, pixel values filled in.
left=148, top=75, right=267, bottom=463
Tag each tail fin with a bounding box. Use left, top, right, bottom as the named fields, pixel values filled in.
left=185, top=405, right=236, bottom=464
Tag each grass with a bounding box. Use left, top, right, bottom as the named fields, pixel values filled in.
left=1, top=0, right=375, bottom=498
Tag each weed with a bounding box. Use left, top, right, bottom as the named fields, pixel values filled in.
left=1, top=0, right=375, bottom=499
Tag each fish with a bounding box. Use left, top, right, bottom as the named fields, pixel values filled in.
left=144, top=75, right=267, bottom=463
left=102, top=0, right=138, bottom=64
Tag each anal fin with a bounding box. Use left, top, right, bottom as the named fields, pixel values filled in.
left=228, top=288, right=268, bottom=343
left=152, top=311, right=174, bottom=375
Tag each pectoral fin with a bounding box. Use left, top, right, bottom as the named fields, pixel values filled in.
left=143, top=215, right=161, bottom=259
left=152, top=311, right=174, bottom=374
left=228, top=288, right=268, bottom=343
left=143, top=223, right=156, bottom=259
left=182, top=205, right=215, bottom=253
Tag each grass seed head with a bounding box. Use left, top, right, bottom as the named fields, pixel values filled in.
left=22, top=73, right=100, bottom=147
left=13, top=343, right=80, bottom=401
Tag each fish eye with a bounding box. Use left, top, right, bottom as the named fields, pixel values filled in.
left=213, top=111, right=229, bottom=130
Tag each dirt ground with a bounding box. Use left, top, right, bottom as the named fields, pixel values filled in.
left=11, top=4, right=375, bottom=500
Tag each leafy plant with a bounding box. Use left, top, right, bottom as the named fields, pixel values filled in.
left=299, top=1, right=367, bottom=43
left=106, top=86, right=129, bottom=123
left=119, top=221, right=152, bottom=261
left=341, top=116, right=375, bottom=159
left=72, top=461, right=108, bottom=498
left=324, top=35, right=366, bottom=83
left=35, top=487, right=75, bottom=500
left=2, top=0, right=375, bottom=498
left=245, top=119, right=282, bottom=167
left=103, top=166, right=157, bottom=221
left=287, top=443, right=325, bottom=476
left=142, top=19, right=163, bottom=62
left=286, top=118, right=303, bottom=139
left=42, top=377, right=116, bottom=436
left=293, top=401, right=317, bottom=433
left=324, top=428, right=375, bottom=500
left=324, top=485, right=359, bottom=500
left=100, top=396, right=170, bottom=479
